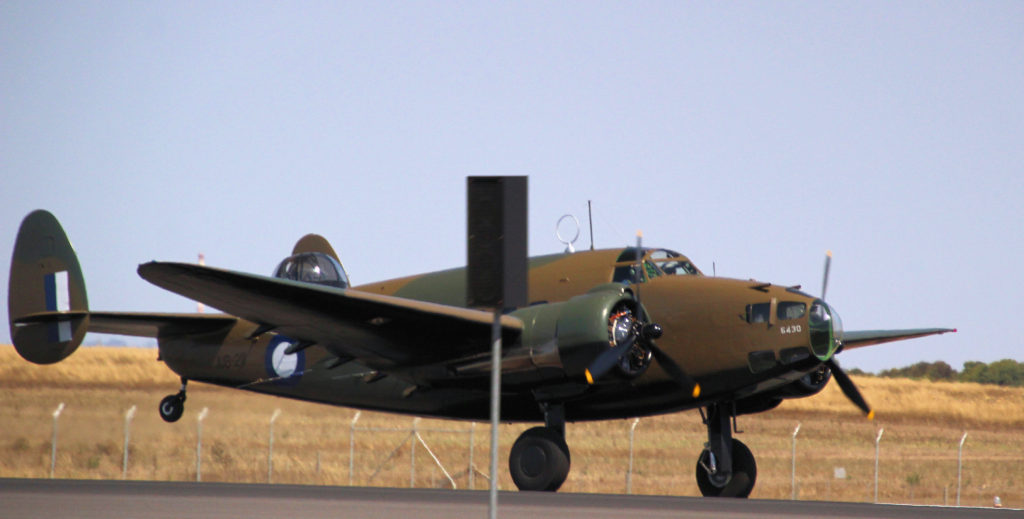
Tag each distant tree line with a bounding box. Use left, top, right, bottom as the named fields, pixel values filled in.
left=849, top=359, right=1024, bottom=387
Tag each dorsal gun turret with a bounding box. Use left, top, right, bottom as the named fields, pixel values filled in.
left=272, top=234, right=349, bottom=289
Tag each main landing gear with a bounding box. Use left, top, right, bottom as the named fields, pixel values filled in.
left=695, top=402, right=757, bottom=498
left=509, top=403, right=570, bottom=492
left=158, top=378, right=188, bottom=423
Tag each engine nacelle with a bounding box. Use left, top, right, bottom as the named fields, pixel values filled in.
left=509, top=283, right=651, bottom=382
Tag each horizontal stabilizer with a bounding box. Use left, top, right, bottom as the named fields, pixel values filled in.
left=88, top=312, right=238, bottom=337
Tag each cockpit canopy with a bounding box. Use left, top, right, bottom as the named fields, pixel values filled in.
left=273, top=252, right=349, bottom=289
left=612, top=248, right=702, bottom=284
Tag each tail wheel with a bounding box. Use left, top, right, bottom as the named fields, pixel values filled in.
left=159, top=394, right=185, bottom=423
left=695, top=438, right=757, bottom=498
left=509, top=426, right=571, bottom=491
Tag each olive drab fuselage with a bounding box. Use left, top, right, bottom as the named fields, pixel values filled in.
left=156, top=247, right=835, bottom=422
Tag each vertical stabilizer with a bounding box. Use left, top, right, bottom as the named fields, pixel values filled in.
left=8, top=210, right=89, bottom=364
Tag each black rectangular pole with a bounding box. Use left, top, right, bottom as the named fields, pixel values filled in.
left=466, top=176, right=527, bottom=519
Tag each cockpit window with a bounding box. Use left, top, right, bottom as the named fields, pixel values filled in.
left=613, top=248, right=644, bottom=284
left=649, top=249, right=701, bottom=276
left=613, top=247, right=701, bottom=284
left=273, top=252, right=349, bottom=288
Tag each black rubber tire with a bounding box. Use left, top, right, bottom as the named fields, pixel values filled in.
left=159, top=394, right=185, bottom=423
left=695, top=438, right=757, bottom=498
left=509, top=426, right=571, bottom=491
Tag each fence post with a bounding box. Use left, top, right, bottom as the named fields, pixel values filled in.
left=957, top=431, right=968, bottom=506
left=123, top=405, right=137, bottom=479
left=268, top=409, right=281, bottom=483
left=469, top=422, right=476, bottom=490
left=626, top=418, right=640, bottom=494
left=50, top=402, right=65, bottom=479
left=874, top=427, right=884, bottom=503
left=411, top=418, right=420, bottom=488
left=196, top=407, right=209, bottom=482
left=791, top=423, right=801, bottom=500
left=349, top=411, right=361, bottom=486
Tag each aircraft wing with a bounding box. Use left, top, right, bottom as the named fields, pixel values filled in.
left=136, top=262, right=522, bottom=368
left=841, top=328, right=956, bottom=350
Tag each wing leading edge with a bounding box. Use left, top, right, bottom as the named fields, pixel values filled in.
left=136, top=261, right=522, bottom=368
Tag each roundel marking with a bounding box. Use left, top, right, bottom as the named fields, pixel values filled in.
left=265, top=335, right=305, bottom=385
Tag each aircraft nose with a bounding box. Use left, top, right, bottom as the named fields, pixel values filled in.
left=809, top=300, right=842, bottom=360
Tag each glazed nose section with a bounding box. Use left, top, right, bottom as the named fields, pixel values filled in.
left=809, top=300, right=842, bottom=360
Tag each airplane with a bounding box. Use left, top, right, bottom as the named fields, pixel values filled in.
left=7, top=208, right=954, bottom=497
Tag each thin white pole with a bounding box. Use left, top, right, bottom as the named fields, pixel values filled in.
left=122, top=405, right=136, bottom=479
left=50, top=403, right=65, bottom=479
left=957, top=431, right=968, bottom=506
left=196, top=407, right=209, bottom=482
left=874, top=427, right=884, bottom=503
left=489, top=310, right=502, bottom=519
left=791, top=423, right=801, bottom=500
left=349, top=411, right=361, bottom=486
left=411, top=417, right=420, bottom=488
left=626, top=418, right=640, bottom=494
left=268, top=409, right=281, bottom=483
left=468, top=422, right=476, bottom=490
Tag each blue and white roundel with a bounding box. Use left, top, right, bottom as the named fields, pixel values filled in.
left=265, top=335, right=305, bottom=384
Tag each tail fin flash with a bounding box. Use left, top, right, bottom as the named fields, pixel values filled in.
left=8, top=210, right=89, bottom=364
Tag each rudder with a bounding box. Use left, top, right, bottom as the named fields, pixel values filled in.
left=8, top=210, right=89, bottom=364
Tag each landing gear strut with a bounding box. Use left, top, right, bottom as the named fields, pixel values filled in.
left=509, top=403, right=570, bottom=491
left=695, top=402, right=757, bottom=497
left=158, top=378, right=188, bottom=423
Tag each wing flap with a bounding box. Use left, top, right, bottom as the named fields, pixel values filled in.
left=136, top=262, right=522, bottom=366
left=842, top=328, right=956, bottom=349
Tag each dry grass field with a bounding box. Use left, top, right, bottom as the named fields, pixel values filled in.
left=1, top=345, right=1022, bottom=508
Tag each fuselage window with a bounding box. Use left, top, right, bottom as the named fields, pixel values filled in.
left=777, top=302, right=806, bottom=320
left=746, top=303, right=771, bottom=323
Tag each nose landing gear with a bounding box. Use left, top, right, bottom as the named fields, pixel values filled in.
left=695, top=402, right=757, bottom=497
left=158, top=378, right=188, bottom=423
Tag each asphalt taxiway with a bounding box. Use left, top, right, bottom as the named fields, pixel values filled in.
left=1, top=478, right=1019, bottom=519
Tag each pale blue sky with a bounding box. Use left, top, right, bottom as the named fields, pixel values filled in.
left=2, top=2, right=1021, bottom=373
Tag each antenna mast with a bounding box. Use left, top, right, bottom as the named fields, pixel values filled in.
left=197, top=253, right=205, bottom=313
left=587, top=200, right=594, bottom=251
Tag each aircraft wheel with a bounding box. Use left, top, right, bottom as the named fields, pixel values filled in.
left=509, top=426, right=571, bottom=491
left=695, top=438, right=757, bottom=498
left=158, top=394, right=185, bottom=423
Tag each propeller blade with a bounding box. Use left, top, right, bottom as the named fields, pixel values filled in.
left=649, top=343, right=701, bottom=398
left=585, top=334, right=637, bottom=384
left=821, top=250, right=832, bottom=300
left=825, top=358, right=874, bottom=419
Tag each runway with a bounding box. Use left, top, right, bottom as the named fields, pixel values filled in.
left=1, top=478, right=1018, bottom=519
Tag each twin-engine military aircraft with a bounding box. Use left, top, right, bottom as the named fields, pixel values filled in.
left=8, top=209, right=953, bottom=497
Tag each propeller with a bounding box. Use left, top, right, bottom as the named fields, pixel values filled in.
left=584, top=232, right=701, bottom=399
left=818, top=250, right=873, bottom=420
left=584, top=333, right=638, bottom=384
left=821, top=250, right=832, bottom=300
left=826, top=358, right=874, bottom=420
